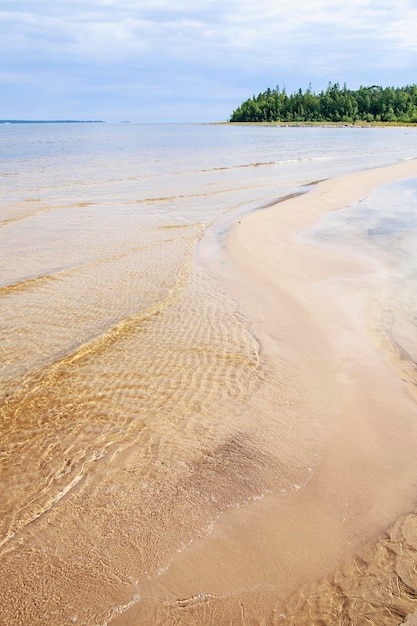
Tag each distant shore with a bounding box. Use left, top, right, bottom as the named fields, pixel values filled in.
left=214, top=120, right=417, bottom=127
left=0, top=119, right=104, bottom=124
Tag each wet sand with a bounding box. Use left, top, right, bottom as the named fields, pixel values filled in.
left=2, top=158, right=417, bottom=625
left=113, top=159, right=417, bottom=625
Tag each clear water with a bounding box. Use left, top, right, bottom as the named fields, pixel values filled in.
left=1, top=122, right=417, bottom=625
left=308, top=176, right=417, bottom=365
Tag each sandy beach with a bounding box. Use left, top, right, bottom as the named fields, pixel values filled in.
left=113, top=158, right=417, bottom=625
left=2, top=125, right=417, bottom=625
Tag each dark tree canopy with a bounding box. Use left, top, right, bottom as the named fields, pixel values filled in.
left=229, top=83, right=417, bottom=124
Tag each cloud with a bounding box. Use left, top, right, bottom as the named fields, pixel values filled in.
left=1, top=0, right=416, bottom=121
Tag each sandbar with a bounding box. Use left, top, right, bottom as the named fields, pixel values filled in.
left=114, top=158, right=417, bottom=625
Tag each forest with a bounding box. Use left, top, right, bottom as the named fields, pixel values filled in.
left=229, top=83, right=417, bottom=123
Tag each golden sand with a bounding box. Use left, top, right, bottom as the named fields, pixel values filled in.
left=113, top=159, right=417, bottom=624
left=2, top=160, right=417, bottom=625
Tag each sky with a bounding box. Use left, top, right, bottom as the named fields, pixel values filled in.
left=1, top=0, right=417, bottom=122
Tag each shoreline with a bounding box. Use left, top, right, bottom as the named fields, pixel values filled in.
left=222, top=158, right=417, bottom=622
left=114, top=158, right=417, bottom=624
left=211, top=120, right=417, bottom=128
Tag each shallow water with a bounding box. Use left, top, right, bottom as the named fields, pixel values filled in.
left=308, top=176, right=417, bottom=369
left=1, top=123, right=417, bottom=625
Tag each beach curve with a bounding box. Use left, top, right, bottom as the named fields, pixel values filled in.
left=113, top=158, right=417, bottom=625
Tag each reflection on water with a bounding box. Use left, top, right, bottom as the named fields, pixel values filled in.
left=308, top=177, right=417, bottom=369
left=309, top=177, right=417, bottom=248
left=1, top=124, right=417, bottom=624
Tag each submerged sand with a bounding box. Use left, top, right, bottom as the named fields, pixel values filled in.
left=2, top=159, right=417, bottom=625
left=113, top=159, right=417, bottom=624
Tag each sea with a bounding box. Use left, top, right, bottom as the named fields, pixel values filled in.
left=1, top=122, right=417, bottom=625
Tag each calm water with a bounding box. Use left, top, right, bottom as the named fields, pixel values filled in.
left=308, top=176, right=417, bottom=365
left=1, top=123, right=417, bottom=625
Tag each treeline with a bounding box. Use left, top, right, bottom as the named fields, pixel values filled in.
left=229, top=83, right=417, bottom=123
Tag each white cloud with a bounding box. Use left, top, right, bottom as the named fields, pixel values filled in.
left=1, top=0, right=416, bottom=121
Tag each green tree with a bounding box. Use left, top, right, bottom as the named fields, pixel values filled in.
left=229, top=83, right=417, bottom=124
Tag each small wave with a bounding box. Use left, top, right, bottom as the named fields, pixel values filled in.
left=197, top=155, right=334, bottom=174
left=0, top=442, right=118, bottom=553
left=201, top=161, right=276, bottom=173
left=157, top=223, right=198, bottom=230
left=3, top=240, right=194, bottom=400
left=0, top=273, right=57, bottom=295
left=276, top=155, right=334, bottom=165
left=0, top=201, right=94, bottom=227
left=100, top=594, right=142, bottom=626
left=0, top=242, right=159, bottom=295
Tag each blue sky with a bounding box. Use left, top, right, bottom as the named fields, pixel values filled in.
left=1, top=0, right=417, bottom=122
